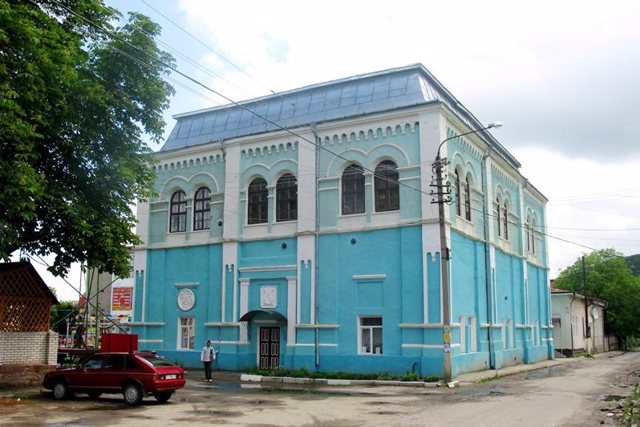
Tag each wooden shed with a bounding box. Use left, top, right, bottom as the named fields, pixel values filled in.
left=0, top=261, right=59, bottom=332
left=0, top=261, right=60, bottom=388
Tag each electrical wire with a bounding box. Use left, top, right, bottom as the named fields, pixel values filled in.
left=30, top=0, right=640, bottom=258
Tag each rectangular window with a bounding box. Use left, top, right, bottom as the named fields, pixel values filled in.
left=359, top=316, right=382, bottom=355
left=178, top=317, right=195, bottom=349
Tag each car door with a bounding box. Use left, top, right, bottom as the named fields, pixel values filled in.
left=101, top=354, right=126, bottom=392
left=69, top=355, right=105, bottom=390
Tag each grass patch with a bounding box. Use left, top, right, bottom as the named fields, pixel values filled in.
left=477, top=374, right=500, bottom=383
left=10, top=391, right=39, bottom=400
left=621, top=384, right=640, bottom=425
left=243, top=367, right=441, bottom=382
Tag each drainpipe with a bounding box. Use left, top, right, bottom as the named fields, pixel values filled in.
left=481, top=148, right=495, bottom=369
left=311, top=124, right=320, bottom=367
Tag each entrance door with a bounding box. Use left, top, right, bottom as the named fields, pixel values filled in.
left=259, top=327, right=280, bottom=369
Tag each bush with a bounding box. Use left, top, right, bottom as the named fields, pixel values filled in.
left=243, top=367, right=436, bottom=382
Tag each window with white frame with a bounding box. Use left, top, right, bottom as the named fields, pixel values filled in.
left=464, top=176, right=471, bottom=221
left=342, top=164, right=365, bottom=215
left=247, top=177, right=268, bottom=224
left=495, top=197, right=502, bottom=237
left=169, top=190, right=187, bottom=232
left=530, top=217, right=537, bottom=254
left=276, top=173, right=297, bottom=222
left=178, top=317, right=195, bottom=349
left=454, top=169, right=462, bottom=217
left=358, top=316, right=382, bottom=354
left=374, top=160, right=399, bottom=212
left=502, top=202, right=509, bottom=240
left=193, top=187, right=211, bottom=230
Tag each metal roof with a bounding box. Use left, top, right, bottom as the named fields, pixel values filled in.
left=160, top=64, right=519, bottom=168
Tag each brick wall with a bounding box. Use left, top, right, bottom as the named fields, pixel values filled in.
left=0, top=331, right=58, bottom=365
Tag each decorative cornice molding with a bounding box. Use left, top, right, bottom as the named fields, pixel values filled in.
left=241, top=141, right=298, bottom=158
left=320, top=122, right=418, bottom=146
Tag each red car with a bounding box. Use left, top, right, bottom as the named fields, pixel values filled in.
left=43, top=351, right=185, bottom=405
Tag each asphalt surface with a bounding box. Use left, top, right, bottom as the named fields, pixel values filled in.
left=1, top=352, right=638, bottom=426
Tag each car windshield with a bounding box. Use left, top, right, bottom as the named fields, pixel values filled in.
left=138, top=354, right=175, bottom=367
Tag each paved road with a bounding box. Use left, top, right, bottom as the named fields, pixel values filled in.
left=2, top=352, right=639, bottom=426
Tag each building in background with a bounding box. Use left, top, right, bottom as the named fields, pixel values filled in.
left=551, top=288, right=608, bottom=355
left=130, top=64, right=553, bottom=377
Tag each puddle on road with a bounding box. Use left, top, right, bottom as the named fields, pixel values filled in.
left=191, top=381, right=375, bottom=399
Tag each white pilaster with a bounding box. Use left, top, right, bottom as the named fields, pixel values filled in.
left=222, top=241, right=238, bottom=322
left=287, top=276, right=297, bottom=346
left=519, top=181, right=529, bottom=325
left=222, top=144, right=241, bottom=239
left=297, top=131, right=317, bottom=234
left=133, top=249, right=147, bottom=322
left=135, top=200, right=150, bottom=246
left=239, top=278, right=250, bottom=342
left=297, top=235, right=314, bottom=324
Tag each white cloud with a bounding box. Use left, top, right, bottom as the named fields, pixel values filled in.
left=79, top=0, right=640, bottom=299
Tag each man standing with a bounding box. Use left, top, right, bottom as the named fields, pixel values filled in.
left=200, top=340, right=216, bottom=382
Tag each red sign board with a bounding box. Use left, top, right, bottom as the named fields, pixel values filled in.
left=112, top=287, right=132, bottom=311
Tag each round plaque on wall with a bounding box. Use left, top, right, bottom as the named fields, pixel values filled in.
left=177, top=288, right=195, bottom=311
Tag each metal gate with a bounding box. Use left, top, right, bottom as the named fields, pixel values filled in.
left=259, top=327, right=280, bottom=369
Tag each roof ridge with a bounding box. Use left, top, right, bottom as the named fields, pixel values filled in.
left=172, top=64, right=425, bottom=119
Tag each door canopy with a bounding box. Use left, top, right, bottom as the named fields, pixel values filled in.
left=239, top=310, right=287, bottom=323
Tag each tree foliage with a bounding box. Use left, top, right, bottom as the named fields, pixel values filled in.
left=50, top=300, right=79, bottom=334
left=0, top=0, right=174, bottom=276
left=625, top=254, right=640, bottom=276
left=554, top=249, right=640, bottom=340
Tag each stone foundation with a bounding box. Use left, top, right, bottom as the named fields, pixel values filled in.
left=0, top=364, right=56, bottom=388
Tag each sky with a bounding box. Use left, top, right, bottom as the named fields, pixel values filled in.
left=42, top=0, right=640, bottom=301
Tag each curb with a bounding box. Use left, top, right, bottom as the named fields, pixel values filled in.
left=239, top=374, right=441, bottom=388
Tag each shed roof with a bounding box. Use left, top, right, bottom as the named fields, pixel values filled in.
left=161, top=64, right=519, bottom=168
left=0, top=261, right=59, bottom=304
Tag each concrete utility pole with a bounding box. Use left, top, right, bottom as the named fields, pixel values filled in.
left=582, top=256, right=590, bottom=352
left=432, top=122, right=502, bottom=382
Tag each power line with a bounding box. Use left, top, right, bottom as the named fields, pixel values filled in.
left=44, top=0, right=427, bottom=195
left=138, top=0, right=281, bottom=98
left=38, top=0, right=633, bottom=258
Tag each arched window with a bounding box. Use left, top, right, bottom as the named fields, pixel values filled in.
left=193, top=187, right=211, bottom=230
left=525, top=216, right=531, bottom=252
left=374, top=160, right=399, bottom=212
left=530, top=217, right=537, bottom=254
left=454, top=170, right=461, bottom=217
left=464, top=176, right=471, bottom=221
left=342, top=164, right=365, bottom=215
left=169, top=190, right=187, bottom=232
left=496, top=197, right=502, bottom=237
left=248, top=178, right=268, bottom=224
left=276, top=174, right=297, bottom=222
left=503, top=202, right=509, bottom=240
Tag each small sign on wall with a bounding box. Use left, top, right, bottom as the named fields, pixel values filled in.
left=112, top=287, right=133, bottom=311
left=260, top=286, right=277, bottom=309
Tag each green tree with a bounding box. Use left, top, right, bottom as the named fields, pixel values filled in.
left=554, top=249, right=640, bottom=344
left=50, top=301, right=79, bottom=335
left=625, top=254, right=640, bottom=276
left=0, top=0, right=174, bottom=277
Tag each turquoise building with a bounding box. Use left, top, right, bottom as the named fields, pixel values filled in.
left=130, top=64, right=553, bottom=378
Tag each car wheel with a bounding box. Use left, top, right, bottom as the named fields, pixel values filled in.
left=153, top=391, right=173, bottom=403
left=52, top=381, right=69, bottom=400
left=87, top=392, right=102, bottom=399
left=123, top=383, right=143, bottom=406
